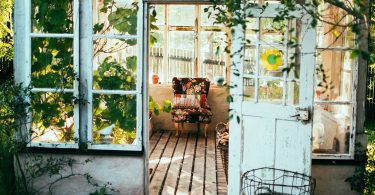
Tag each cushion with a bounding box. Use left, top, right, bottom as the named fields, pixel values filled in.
left=173, top=94, right=201, bottom=109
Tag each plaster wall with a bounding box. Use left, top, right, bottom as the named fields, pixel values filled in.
left=312, top=164, right=360, bottom=195
left=149, top=84, right=229, bottom=134
left=18, top=153, right=145, bottom=195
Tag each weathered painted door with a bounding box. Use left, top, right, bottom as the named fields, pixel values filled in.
left=228, top=4, right=316, bottom=194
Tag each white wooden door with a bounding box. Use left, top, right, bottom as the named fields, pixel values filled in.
left=228, top=4, right=316, bottom=194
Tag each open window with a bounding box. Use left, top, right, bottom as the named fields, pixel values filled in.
left=16, top=0, right=145, bottom=151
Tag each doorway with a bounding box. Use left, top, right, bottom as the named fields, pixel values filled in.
left=146, top=3, right=230, bottom=195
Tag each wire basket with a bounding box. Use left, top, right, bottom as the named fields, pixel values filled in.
left=216, top=122, right=229, bottom=182
left=241, top=167, right=316, bottom=195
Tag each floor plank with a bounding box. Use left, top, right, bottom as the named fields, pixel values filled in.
left=149, top=131, right=171, bottom=181
left=149, top=130, right=227, bottom=195
left=205, top=131, right=217, bottom=195
left=161, top=133, right=188, bottom=195
left=149, top=134, right=178, bottom=195
left=149, top=131, right=163, bottom=156
left=175, top=132, right=197, bottom=194
left=191, top=132, right=206, bottom=195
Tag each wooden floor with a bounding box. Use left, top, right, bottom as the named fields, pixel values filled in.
left=149, top=130, right=228, bottom=195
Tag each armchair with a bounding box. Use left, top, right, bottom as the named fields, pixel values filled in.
left=171, top=77, right=213, bottom=136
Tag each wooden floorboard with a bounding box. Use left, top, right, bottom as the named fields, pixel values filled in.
left=161, top=133, right=188, bottom=195
left=149, top=131, right=171, bottom=181
left=205, top=131, right=217, bottom=195
left=175, top=132, right=197, bottom=194
left=190, top=131, right=206, bottom=195
left=149, top=130, right=227, bottom=195
left=150, top=133, right=178, bottom=195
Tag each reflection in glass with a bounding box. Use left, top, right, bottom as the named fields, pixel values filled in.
left=199, top=31, right=227, bottom=83
left=32, top=38, right=74, bottom=89
left=168, top=5, right=195, bottom=26
left=259, top=79, right=283, bottom=104
left=286, top=81, right=299, bottom=105
left=315, top=50, right=353, bottom=101
left=31, top=92, right=75, bottom=143
left=313, top=104, right=352, bottom=154
left=260, top=18, right=285, bottom=44
left=168, top=31, right=195, bottom=80
left=316, top=5, right=354, bottom=48
left=245, top=18, right=258, bottom=44
left=93, top=39, right=137, bottom=90
left=244, top=47, right=256, bottom=75
left=93, top=0, right=138, bottom=35
left=93, top=94, right=137, bottom=145
left=244, top=78, right=255, bottom=101
left=32, top=0, right=73, bottom=33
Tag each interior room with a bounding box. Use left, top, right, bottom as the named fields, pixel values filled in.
left=147, top=4, right=229, bottom=194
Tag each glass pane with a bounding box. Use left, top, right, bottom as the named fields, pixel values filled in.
left=259, top=79, right=283, bottom=104
left=245, top=18, right=258, bottom=44
left=150, top=5, right=165, bottom=26
left=315, top=50, right=353, bottom=101
left=201, top=5, right=224, bottom=27
left=32, top=38, right=74, bottom=89
left=168, top=31, right=195, bottom=81
left=93, top=38, right=138, bottom=90
left=260, top=18, right=285, bottom=44
left=168, top=5, right=195, bottom=26
left=244, top=47, right=256, bottom=75
left=93, top=0, right=138, bottom=35
left=259, top=47, right=284, bottom=77
left=31, top=92, right=75, bottom=143
left=244, top=78, right=255, bottom=101
left=313, top=104, right=352, bottom=154
left=149, top=31, right=164, bottom=83
left=32, top=0, right=73, bottom=33
left=317, top=4, right=355, bottom=48
left=93, top=94, right=137, bottom=145
left=286, top=81, right=299, bottom=105
left=199, top=31, right=227, bottom=83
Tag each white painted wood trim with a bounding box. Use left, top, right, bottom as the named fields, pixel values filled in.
left=228, top=8, right=245, bottom=195
left=31, top=88, right=75, bottom=93
left=73, top=0, right=80, bottom=145
left=30, top=33, right=74, bottom=38
left=92, top=90, right=137, bottom=95
left=92, top=34, right=137, bottom=40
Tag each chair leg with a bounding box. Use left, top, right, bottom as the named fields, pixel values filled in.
left=197, top=123, right=200, bottom=135
left=181, top=123, right=184, bottom=134
left=174, top=122, right=180, bottom=136
left=204, top=123, right=209, bottom=137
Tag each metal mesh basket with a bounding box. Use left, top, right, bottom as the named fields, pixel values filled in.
left=241, top=167, right=316, bottom=195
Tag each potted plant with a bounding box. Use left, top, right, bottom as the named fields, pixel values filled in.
left=148, top=96, right=172, bottom=137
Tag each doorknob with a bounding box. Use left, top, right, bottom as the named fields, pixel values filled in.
left=290, top=108, right=310, bottom=121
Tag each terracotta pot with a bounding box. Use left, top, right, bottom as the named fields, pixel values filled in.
left=152, top=74, right=159, bottom=84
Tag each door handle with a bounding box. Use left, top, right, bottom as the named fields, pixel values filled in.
left=290, top=108, right=310, bottom=121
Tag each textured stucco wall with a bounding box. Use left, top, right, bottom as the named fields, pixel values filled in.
left=18, top=153, right=145, bottom=195
left=149, top=84, right=229, bottom=134
left=312, top=164, right=360, bottom=195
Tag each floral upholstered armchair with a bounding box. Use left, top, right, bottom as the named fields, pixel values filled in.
left=171, top=77, right=213, bottom=136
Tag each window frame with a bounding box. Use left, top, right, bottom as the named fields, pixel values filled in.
left=149, top=4, right=229, bottom=84
left=312, top=5, right=358, bottom=159
left=24, top=0, right=80, bottom=149
left=17, top=0, right=144, bottom=151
